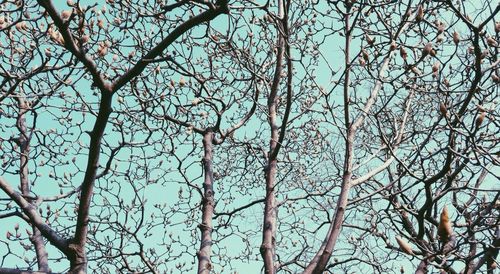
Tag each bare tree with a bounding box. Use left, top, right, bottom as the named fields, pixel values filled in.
left=0, top=0, right=498, bottom=274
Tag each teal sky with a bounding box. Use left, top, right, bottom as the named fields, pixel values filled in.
left=1, top=0, right=499, bottom=273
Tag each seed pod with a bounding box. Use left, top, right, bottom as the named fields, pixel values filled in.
left=45, top=48, right=52, bottom=58
left=358, top=57, right=366, bottom=67
left=423, top=42, right=433, bottom=56
left=390, top=41, right=397, bottom=51
left=365, top=34, right=375, bottom=45
left=432, top=62, right=440, bottom=73
left=492, top=73, right=500, bottom=83
left=437, top=22, right=445, bottom=34
left=439, top=103, right=447, bottom=116
left=81, top=35, right=90, bottom=44
left=362, top=49, right=369, bottom=62
left=476, top=112, right=486, bottom=128
left=410, top=66, right=422, bottom=76
left=400, top=47, right=407, bottom=60
left=61, top=10, right=72, bottom=20
left=416, top=5, right=424, bottom=22
left=179, top=77, right=186, bottom=86
left=97, top=44, right=107, bottom=57
left=437, top=206, right=453, bottom=243
left=395, top=236, right=414, bottom=255
left=487, top=37, right=497, bottom=47
left=453, top=31, right=460, bottom=45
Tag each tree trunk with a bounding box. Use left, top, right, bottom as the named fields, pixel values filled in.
left=197, top=130, right=215, bottom=274
left=17, top=97, right=49, bottom=272
left=260, top=1, right=285, bottom=272
left=67, top=243, right=87, bottom=274
left=415, top=260, right=428, bottom=274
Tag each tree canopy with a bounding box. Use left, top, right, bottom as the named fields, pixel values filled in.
left=0, top=0, right=498, bottom=273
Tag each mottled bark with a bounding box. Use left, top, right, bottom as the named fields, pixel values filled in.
left=415, top=260, right=428, bottom=274
left=197, top=131, right=215, bottom=274
left=260, top=2, right=286, bottom=273
left=0, top=268, right=54, bottom=274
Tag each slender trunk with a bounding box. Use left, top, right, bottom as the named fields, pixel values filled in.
left=197, top=130, right=215, bottom=273
left=261, top=156, right=278, bottom=274
left=304, top=5, right=353, bottom=273
left=303, top=134, right=354, bottom=274
left=260, top=2, right=285, bottom=273
left=16, top=97, right=49, bottom=272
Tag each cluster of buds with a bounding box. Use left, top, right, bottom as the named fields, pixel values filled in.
left=422, top=42, right=436, bottom=57
left=15, top=21, right=29, bottom=32
left=0, top=15, right=9, bottom=30
left=486, top=36, right=497, bottom=47
left=432, top=62, right=440, bottom=78
left=61, top=9, right=72, bottom=20
left=416, top=5, right=424, bottom=22
left=97, top=41, right=108, bottom=57
left=48, top=26, right=65, bottom=45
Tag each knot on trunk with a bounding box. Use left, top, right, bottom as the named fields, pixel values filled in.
left=68, top=243, right=87, bottom=272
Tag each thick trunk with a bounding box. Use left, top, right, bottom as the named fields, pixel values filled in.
left=197, top=131, right=215, bottom=274
left=68, top=263, right=87, bottom=274
left=67, top=242, right=87, bottom=274
left=69, top=92, right=113, bottom=274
